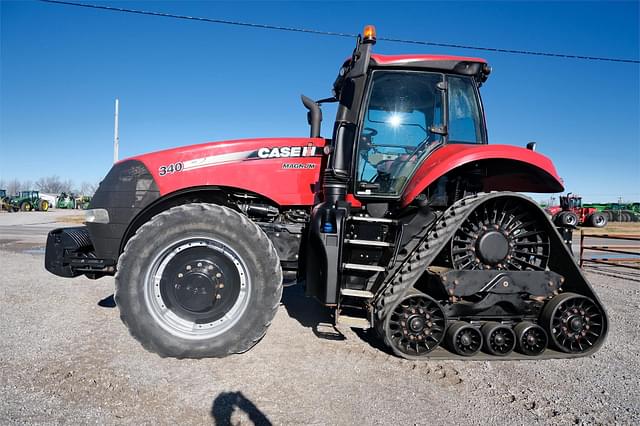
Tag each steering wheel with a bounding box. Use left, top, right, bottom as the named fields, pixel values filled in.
left=361, top=127, right=378, bottom=139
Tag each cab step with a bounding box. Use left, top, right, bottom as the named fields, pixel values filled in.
left=340, top=288, right=374, bottom=298
left=336, top=314, right=370, bottom=329
left=349, top=216, right=396, bottom=224
left=344, top=239, right=393, bottom=247
left=342, top=263, right=385, bottom=272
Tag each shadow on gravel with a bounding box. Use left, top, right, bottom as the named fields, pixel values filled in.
left=281, top=284, right=345, bottom=341
left=211, top=391, right=272, bottom=426
left=98, top=294, right=117, bottom=308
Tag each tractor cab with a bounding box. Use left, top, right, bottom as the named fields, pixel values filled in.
left=560, top=193, right=582, bottom=210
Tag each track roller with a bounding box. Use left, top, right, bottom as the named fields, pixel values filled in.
left=381, top=290, right=447, bottom=359
left=446, top=321, right=483, bottom=357
left=540, top=292, right=606, bottom=354
left=481, top=322, right=515, bottom=356
left=514, top=322, right=547, bottom=356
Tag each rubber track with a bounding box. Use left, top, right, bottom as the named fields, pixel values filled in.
left=373, top=192, right=609, bottom=360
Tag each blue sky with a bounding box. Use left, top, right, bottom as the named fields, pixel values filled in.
left=1, top=0, right=638, bottom=202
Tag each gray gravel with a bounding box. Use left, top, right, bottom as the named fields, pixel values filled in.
left=1, top=213, right=639, bottom=425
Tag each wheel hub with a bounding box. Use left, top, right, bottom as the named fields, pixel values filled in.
left=476, top=230, right=510, bottom=265
left=450, top=198, right=549, bottom=271
left=408, top=315, right=426, bottom=332
left=569, top=315, right=584, bottom=332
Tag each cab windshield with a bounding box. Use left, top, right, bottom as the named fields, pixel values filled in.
left=356, top=70, right=484, bottom=197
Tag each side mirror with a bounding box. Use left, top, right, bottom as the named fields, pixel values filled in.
left=526, top=141, right=537, bottom=151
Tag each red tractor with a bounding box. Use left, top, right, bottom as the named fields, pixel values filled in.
left=547, top=193, right=607, bottom=228
left=45, top=26, right=607, bottom=360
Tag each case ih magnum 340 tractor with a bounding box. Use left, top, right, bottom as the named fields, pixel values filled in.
left=46, top=27, right=607, bottom=360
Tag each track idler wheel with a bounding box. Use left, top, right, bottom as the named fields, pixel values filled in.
left=481, top=322, right=516, bottom=356
left=514, top=322, right=548, bottom=356
left=540, top=293, right=606, bottom=354
left=382, top=290, right=447, bottom=359
left=446, top=322, right=483, bottom=357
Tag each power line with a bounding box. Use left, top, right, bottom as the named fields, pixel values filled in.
left=40, top=0, right=639, bottom=64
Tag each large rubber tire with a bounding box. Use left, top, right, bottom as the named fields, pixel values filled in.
left=20, top=201, right=32, bottom=212
left=115, top=203, right=283, bottom=358
left=588, top=213, right=607, bottom=228
left=562, top=211, right=578, bottom=227
left=38, top=200, right=49, bottom=212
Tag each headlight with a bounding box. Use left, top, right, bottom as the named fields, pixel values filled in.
left=84, top=208, right=110, bottom=224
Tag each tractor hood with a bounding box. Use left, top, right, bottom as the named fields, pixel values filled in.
left=127, top=137, right=327, bottom=206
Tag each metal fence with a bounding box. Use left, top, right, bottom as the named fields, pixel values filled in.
left=579, top=232, right=640, bottom=271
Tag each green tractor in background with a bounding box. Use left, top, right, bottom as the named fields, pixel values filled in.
left=583, top=202, right=640, bottom=222
left=56, top=192, right=77, bottom=209
left=56, top=192, right=92, bottom=210
left=0, top=189, right=11, bottom=211
left=8, top=191, right=50, bottom=212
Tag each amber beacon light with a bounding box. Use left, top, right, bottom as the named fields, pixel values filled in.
left=363, top=25, right=377, bottom=44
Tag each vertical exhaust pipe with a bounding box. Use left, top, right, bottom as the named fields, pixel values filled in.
left=301, top=95, right=322, bottom=138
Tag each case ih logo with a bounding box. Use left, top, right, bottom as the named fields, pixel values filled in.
left=257, top=144, right=319, bottom=159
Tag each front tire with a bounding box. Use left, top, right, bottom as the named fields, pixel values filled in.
left=115, top=203, right=282, bottom=358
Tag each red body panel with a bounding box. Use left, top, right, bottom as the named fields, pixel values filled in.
left=401, top=144, right=564, bottom=207
left=128, top=138, right=326, bottom=206
left=370, top=54, right=487, bottom=65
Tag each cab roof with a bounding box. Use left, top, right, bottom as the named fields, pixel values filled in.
left=369, top=54, right=490, bottom=81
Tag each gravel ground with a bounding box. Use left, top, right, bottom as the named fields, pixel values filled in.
left=1, top=214, right=639, bottom=425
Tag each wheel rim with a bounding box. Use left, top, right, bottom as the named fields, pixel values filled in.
left=483, top=323, right=516, bottom=356
left=451, top=198, right=549, bottom=271
left=515, top=323, right=548, bottom=356
left=449, top=323, right=483, bottom=356
left=144, top=236, right=251, bottom=340
left=385, top=293, right=446, bottom=357
left=542, top=293, right=605, bottom=353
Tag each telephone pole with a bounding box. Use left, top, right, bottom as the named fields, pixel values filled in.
left=113, top=98, right=120, bottom=163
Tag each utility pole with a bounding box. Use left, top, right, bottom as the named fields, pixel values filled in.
left=113, top=98, right=120, bottom=163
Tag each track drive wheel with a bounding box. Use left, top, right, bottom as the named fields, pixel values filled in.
left=446, top=321, right=483, bottom=357
left=540, top=293, right=606, bottom=354
left=380, top=289, right=447, bottom=359
left=481, top=322, right=515, bottom=356
left=115, top=203, right=283, bottom=358
left=514, top=322, right=548, bottom=356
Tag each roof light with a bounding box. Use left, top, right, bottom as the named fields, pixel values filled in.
left=363, top=25, right=376, bottom=44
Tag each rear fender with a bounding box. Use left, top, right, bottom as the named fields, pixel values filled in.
left=402, top=144, right=564, bottom=207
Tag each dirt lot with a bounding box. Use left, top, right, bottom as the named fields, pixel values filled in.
left=1, top=212, right=639, bottom=425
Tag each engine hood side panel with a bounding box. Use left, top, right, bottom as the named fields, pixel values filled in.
left=129, top=137, right=326, bottom=206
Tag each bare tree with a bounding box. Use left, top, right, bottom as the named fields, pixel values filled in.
left=22, top=180, right=34, bottom=191
left=80, top=181, right=99, bottom=196
left=36, top=176, right=68, bottom=193
left=7, top=179, right=20, bottom=195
